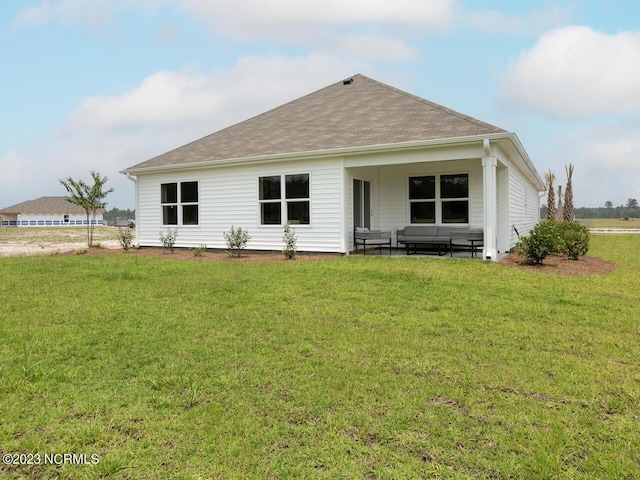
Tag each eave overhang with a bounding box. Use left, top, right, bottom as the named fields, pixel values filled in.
left=121, top=132, right=544, bottom=191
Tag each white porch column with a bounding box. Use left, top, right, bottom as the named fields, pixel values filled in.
left=483, top=139, right=498, bottom=261
left=126, top=174, right=140, bottom=246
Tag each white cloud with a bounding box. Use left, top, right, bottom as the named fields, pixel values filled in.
left=67, top=69, right=225, bottom=130
left=67, top=54, right=358, bottom=134
left=500, top=26, right=640, bottom=117
left=155, top=23, right=180, bottom=45
left=178, top=0, right=453, bottom=36
left=463, top=4, right=569, bottom=35
left=329, top=33, right=420, bottom=62
left=10, top=0, right=166, bottom=30
left=176, top=0, right=451, bottom=61
left=543, top=120, right=640, bottom=207
left=1, top=54, right=364, bottom=208
left=0, top=151, right=28, bottom=186
left=12, top=0, right=118, bottom=29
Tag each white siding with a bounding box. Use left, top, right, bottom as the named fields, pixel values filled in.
left=347, top=158, right=483, bottom=250
left=134, top=140, right=542, bottom=255
left=136, top=158, right=344, bottom=252
left=377, top=159, right=484, bottom=230
left=508, top=163, right=541, bottom=247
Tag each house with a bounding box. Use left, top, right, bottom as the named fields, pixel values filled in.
left=0, top=196, right=104, bottom=227
left=121, top=74, right=544, bottom=260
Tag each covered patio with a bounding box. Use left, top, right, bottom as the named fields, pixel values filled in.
left=352, top=246, right=508, bottom=260
left=345, top=136, right=531, bottom=261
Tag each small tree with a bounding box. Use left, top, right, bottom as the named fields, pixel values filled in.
left=223, top=226, right=251, bottom=257
left=159, top=228, right=178, bottom=253
left=563, top=163, right=575, bottom=222
left=60, top=171, right=113, bottom=247
left=117, top=227, right=134, bottom=251
left=545, top=170, right=556, bottom=220
left=282, top=223, right=297, bottom=260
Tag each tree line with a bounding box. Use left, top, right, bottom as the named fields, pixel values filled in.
left=103, top=207, right=136, bottom=221
left=541, top=198, right=639, bottom=220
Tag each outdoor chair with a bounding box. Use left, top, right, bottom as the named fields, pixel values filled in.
left=354, top=228, right=392, bottom=255
left=450, top=228, right=484, bottom=258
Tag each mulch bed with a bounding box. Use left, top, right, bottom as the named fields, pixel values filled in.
left=69, top=246, right=616, bottom=276
left=498, top=252, right=616, bottom=276
left=69, top=246, right=339, bottom=263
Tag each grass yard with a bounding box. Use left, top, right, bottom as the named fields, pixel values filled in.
left=577, top=218, right=640, bottom=229
left=0, top=236, right=638, bottom=479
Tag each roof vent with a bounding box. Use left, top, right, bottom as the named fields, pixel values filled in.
left=342, top=78, right=353, bottom=85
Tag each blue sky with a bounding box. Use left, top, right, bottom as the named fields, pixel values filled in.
left=1, top=0, right=639, bottom=209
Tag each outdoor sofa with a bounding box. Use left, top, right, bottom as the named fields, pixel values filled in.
left=396, top=226, right=484, bottom=257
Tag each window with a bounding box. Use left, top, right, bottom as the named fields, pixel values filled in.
left=409, top=176, right=435, bottom=224
left=440, top=174, right=468, bottom=223
left=259, top=174, right=310, bottom=225
left=181, top=182, right=199, bottom=225
left=161, top=181, right=198, bottom=225
left=285, top=174, right=310, bottom=224
left=259, top=176, right=281, bottom=225
left=408, top=173, right=469, bottom=224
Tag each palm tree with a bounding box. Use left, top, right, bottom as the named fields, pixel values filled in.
left=545, top=170, right=556, bottom=220
left=564, top=164, right=575, bottom=222
left=557, top=185, right=563, bottom=221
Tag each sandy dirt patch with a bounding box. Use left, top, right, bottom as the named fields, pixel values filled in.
left=0, top=227, right=122, bottom=257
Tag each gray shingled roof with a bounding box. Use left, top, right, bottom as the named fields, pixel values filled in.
left=126, top=73, right=506, bottom=171
left=0, top=196, right=103, bottom=215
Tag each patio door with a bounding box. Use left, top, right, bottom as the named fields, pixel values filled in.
left=353, top=179, right=371, bottom=229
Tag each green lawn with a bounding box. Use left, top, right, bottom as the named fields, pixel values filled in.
left=577, top=218, right=640, bottom=228
left=1, top=236, right=639, bottom=479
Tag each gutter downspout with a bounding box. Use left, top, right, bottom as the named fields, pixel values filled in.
left=126, top=173, right=139, bottom=246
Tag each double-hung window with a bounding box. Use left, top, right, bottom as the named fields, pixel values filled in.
left=440, top=174, right=468, bottom=223
left=259, top=176, right=282, bottom=225
left=408, top=174, right=468, bottom=224
left=259, top=174, right=310, bottom=225
left=409, top=176, right=436, bottom=223
left=161, top=181, right=199, bottom=225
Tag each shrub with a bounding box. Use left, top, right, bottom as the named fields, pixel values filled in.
left=118, top=226, right=134, bottom=252
left=192, top=244, right=207, bottom=257
left=159, top=228, right=178, bottom=253
left=223, top=226, right=250, bottom=257
left=282, top=223, right=297, bottom=260
left=519, top=221, right=557, bottom=264
left=558, top=222, right=590, bottom=260
left=519, top=220, right=590, bottom=264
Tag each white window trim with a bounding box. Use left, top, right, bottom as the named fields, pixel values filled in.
left=408, top=173, right=469, bottom=225
left=258, top=173, right=311, bottom=227
left=161, top=181, right=199, bottom=227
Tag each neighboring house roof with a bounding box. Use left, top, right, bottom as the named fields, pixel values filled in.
left=0, top=196, right=104, bottom=215
left=125, top=73, right=507, bottom=172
